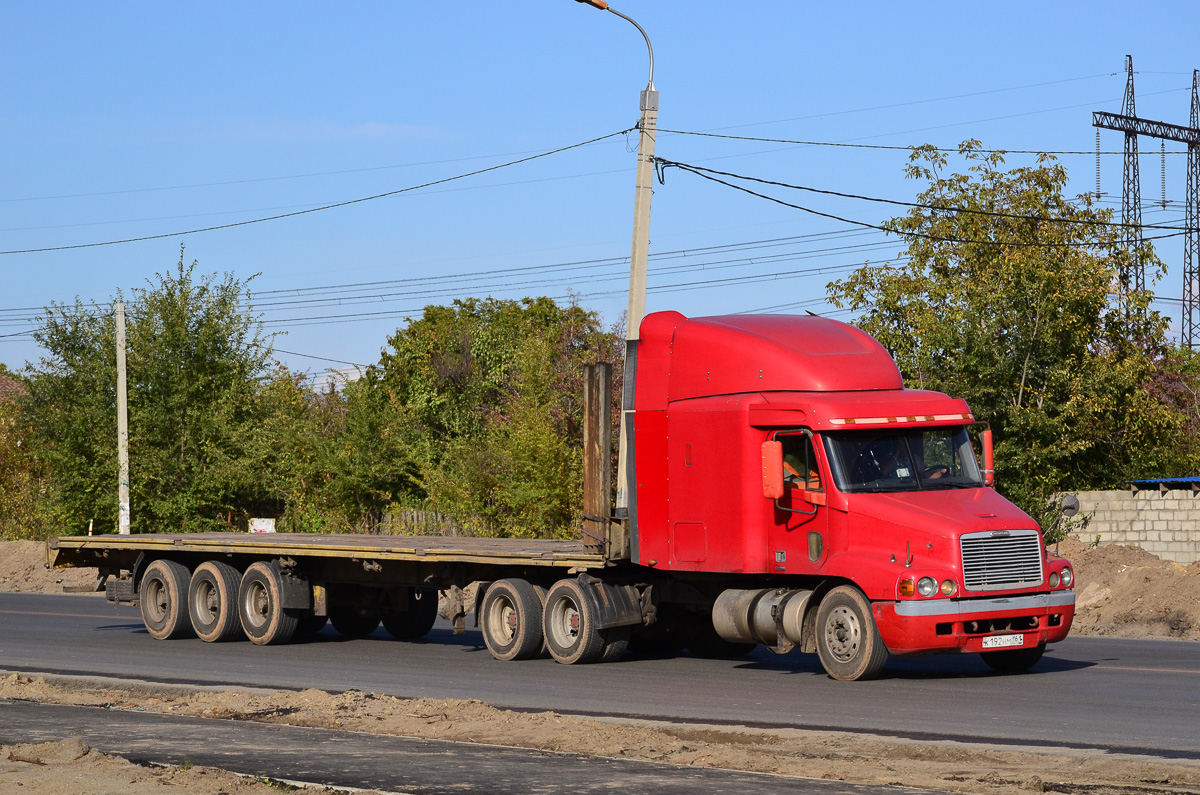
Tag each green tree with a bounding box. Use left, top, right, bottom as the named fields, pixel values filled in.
left=827, top=142, right=1184, bottom=529
left=26, top=251, right=274, bottom=533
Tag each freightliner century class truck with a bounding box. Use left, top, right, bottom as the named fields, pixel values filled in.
left=47, top=311, right=1076, bottom=680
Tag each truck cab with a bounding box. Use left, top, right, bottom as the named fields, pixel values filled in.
left=629, top=311, right=1075, bottom=679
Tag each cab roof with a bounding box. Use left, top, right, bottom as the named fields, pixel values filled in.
left=636, top=311, right=905, bottom=410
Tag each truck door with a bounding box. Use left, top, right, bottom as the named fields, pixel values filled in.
left=769, top=430, right=829, bottom=574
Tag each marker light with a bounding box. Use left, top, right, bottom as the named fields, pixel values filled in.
left=1061, top=567, right=1073, bottom=588
left=940, top=579, right=958, bottom=596
left=899, top=578, right=915, bottom=597
left=917, top=577, right=937, bottom=597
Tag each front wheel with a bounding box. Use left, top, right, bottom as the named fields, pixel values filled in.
left=981, top=642, right=1045, bottom=673
left=815, top=586, right=888, bottom=681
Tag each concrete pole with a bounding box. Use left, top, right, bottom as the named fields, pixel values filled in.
left=115, top=302, right=130, bottom=535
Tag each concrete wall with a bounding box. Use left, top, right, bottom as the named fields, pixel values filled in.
left=1073, top=488, right=1200, bottom=565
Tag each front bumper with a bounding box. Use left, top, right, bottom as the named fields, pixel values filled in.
left=873, top=591, right=1076, bottom=656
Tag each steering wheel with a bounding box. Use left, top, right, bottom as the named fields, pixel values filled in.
left=921, top=465, right=950, bottom=479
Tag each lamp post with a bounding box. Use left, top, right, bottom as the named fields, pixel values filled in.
left=574, top=1, right=657, bottom=556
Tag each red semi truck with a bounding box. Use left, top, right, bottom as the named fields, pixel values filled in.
left=47, top=311, right=1075, bottom=681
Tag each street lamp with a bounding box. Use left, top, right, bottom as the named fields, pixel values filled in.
left=574, top=1, right=658, bottom=555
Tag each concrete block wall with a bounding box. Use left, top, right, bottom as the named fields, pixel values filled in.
left=1072, top=489, right=1200, bottom=565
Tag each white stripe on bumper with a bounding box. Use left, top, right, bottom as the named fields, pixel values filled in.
left=893, top=591, right=1076, bottom=617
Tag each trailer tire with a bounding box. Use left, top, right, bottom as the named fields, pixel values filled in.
left=382, top=588, right=439, bottom=640
left=295, top=612, right=328, bottom=637
left=815, top=586, right=888, bottom=681
left=140, top=559, right=192, bottom=640
left=238, top=562, right=299, bottom=646
left=981, top=642, right=1045, bottom=673
left=480, top=579, right=544, bottom=661
left=543, top=579, right=606, bottom=665
left=329, top=604, right=380, bottom=639
left=188, top=560, right=244, bottom=642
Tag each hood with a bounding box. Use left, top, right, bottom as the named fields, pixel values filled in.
left=846, top=487, right=1038, bottom=540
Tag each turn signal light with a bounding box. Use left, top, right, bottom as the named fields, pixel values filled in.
left=899, top=578, right=915, bottom=597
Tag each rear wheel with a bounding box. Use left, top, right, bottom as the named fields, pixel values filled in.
left=480, top=579, right=544, bottom=661
left=329, top=603, right=380, bottom=638
left=238, top=562, right=299, bottom=646
left=382, top=587, right=439, bottom=640
left=295, top=612, right=329, bottom=637
left=140, top=560, right=192, bottom=640
left=543, top=579, right=606, bottom=665
left=981, top=642, right=1045, bottom=673
left=188, top=560, right=243, bottom=642
left=815, top=586, right=888, bottom=681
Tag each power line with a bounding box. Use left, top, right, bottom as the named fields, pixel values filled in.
left=0, top=128, right=634, bottom=256
left=660, top=128, right=1189, bottom=157
left=655, top=158, right=1190, bottom=248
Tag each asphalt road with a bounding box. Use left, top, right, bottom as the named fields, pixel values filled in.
left=2, top=592, right=1197, bottom=759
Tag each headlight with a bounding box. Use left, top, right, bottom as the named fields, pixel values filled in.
left=917, top=577, right=937, bottom=597
left=1049, top=572, right=1060, bottom=588
left=1061, top=567, right=1073, bottom=587
left=940, top=579, right=958, bottom=596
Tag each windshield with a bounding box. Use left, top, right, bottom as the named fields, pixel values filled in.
left=822, top=426, right=984, bottom=493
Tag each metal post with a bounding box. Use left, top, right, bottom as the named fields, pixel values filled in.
left=115, top=302, right=130, bottom=535
left=575, top=2, right=657, bottom=552
left=1185, top=70, right=1200, bottom=348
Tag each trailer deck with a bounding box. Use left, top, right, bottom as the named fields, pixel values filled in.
left=48, top=532, right=606, bottom=572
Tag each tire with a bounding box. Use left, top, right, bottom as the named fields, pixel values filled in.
left=329, top=603, right=381, bottom=639
left=543, top=579, right=606, bottom=665
left=295, top=612, right=329, bottom=637
left=188, top=560, right=243, bottom=642
left=140, top=559, right=192, bottom=640
left=480, top=579, right=544, bottom=661
left=815, top=585, right=888, bottom=681
left=238, top=561, right=299, bottom=646
left=598, top=625, right=632, bottom=663
left=382, top=587, right=439, bottom=640
left=981, top=642, right=1046, bottom=673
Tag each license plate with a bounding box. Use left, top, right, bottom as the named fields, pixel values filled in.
left=982, top=634, right=1024, bottom=650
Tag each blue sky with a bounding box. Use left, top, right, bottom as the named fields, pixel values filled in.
left=2, top=1, right=1198, bottom=375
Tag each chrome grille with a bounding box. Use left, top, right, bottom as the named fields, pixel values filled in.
left=960, top=529, right=1044, bottom=591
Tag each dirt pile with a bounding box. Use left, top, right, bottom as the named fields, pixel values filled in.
left=1056, top=536, right=1200, bottom=640
left=3, top=673, right=1199, bottom=795
left=2, top=735, right=376, bottom=794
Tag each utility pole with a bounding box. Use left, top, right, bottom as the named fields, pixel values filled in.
left=1095, top=60, right=1200, bottom=344
left=116, top=301, right=130, bottom=535
left=574, top=0, right=656, bottom=556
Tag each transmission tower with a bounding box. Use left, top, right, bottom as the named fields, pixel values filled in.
left=1094, top=58, right=1200, bottom=346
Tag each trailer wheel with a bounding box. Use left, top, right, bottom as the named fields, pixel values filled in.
left=981, top=642, right=1045, bottom=673
left=815, top=586, right=888, bottom=681
left=140, top=559, right=192, bottom=640
left=543, top=579, right=605, bottom=665
left=238, top=562, right=299, bottom=646
left=329, top=603, right=381, bottom=639
left=382, top=588, right=439, bottom=640
left=295, top=612, right=329, bottom=637
left=480, top=579, right=544, bottom=661
left=188, top=560, right=244, bottom=642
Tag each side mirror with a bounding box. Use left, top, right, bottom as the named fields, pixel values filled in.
left=982, top=429, right=995, bottom=487
left=761, top=441, right=784, bottom=499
